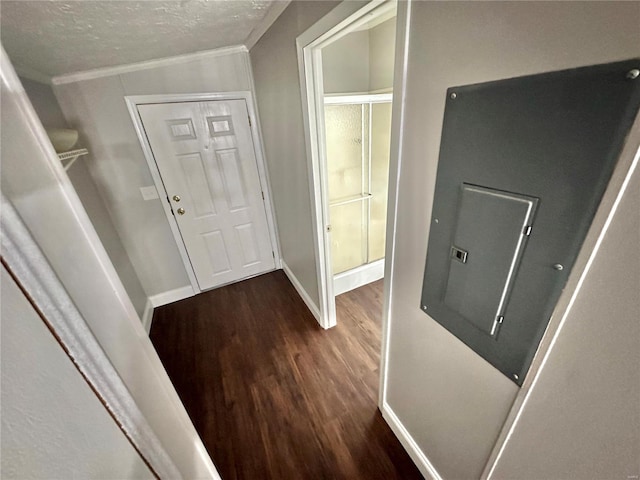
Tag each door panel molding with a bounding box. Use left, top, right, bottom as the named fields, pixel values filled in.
left=126, top=91, right=281, bottom=293
left=138, top=99, right=275, bottom=289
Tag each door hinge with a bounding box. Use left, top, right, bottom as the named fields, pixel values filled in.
left=261, top=191, right=265, bottom=200
left=523, top=225, right=532, bottom=236
left=248, top=115, right=252, bottom=127
left=272, top=251, right=275, bottom=259
left=491, top=315, right=504, bottom=337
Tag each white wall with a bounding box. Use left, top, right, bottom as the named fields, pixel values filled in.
left=383, top=2, right=640, bottom=479
left=53, top=48, right=254, bottom=297
left=1, top=266, right=154, bottom=479
left=19, top=76, right=148, bottom=317
left=1, top=49, right=219, bottom=479
left=250, top=1, right=347, bottom=308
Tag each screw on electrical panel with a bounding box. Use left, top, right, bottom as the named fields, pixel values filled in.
left=422, top=305, right=428, bottom=311
left=450, top=92, right=457, bottom=99
left=626, top=69, right=639, bottom=80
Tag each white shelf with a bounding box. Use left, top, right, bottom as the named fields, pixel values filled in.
left=58, top=148, right=89, bottom=171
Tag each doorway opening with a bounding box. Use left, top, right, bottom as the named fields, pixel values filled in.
left=325, top=93, right=392, bottom=296
left=298, top=1, right=397, bottom=328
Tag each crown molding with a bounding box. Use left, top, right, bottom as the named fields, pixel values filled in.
left=244, top=0, right=291, bottom=50
left=52, top=44, right=248, bottom=85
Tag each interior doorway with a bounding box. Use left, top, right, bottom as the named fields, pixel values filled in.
left=298, top=1, right=397, bottom=328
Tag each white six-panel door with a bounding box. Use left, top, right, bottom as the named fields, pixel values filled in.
left=138, top=100, right=275, bottom=291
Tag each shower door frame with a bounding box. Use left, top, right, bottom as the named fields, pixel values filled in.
left=325, top=94, right=392, bottom=296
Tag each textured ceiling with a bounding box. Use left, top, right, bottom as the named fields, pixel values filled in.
left=1, top=0, right=278, bottom=77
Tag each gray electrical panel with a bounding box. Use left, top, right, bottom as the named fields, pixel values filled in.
left=421, top=59, right=640, bottom=385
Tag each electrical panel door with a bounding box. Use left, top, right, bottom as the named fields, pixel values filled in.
left=443, top=184, right=538, bottom=339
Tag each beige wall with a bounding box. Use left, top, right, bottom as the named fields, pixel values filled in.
left=20, top=76, right=148, bottom=317
left=322, top=16, right=396, bottom=95
left=368, top=17, right=396, bottom=92
left=322, top=30, right=370, bottom=94
left=385, top=2, right=640, bottom=479
left=490, top=143, right=640, bottom=479
left=250, top=1, right=346, bottom=307
left=54, top=50, right=253, bottom=297
left=18, top=76, right=68, bottom=128
left=1, top=265, right=153, bottom=479
left=66, top=160, right=148, bottom=316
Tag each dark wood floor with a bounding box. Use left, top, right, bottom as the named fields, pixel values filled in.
left=150, top=271, right=423, bottom=480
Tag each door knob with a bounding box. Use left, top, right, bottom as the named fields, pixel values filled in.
left=177, top=208, right=185, bottom=215
left=173, top=195, right=181, bottom=202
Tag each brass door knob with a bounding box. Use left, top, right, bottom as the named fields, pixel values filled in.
left=177, top=208, right=185, bottom=215
left=173, top=195, right=181, bottom=202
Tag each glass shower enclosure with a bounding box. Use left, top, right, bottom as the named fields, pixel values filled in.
left=324, top=95, right=392, bottom=286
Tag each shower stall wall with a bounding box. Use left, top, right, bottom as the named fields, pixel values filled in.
left=324, top=94, right=392, bottom=294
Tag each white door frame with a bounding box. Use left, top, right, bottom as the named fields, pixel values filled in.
left=297, top=0, right=396, bottom=329
left=125, top=92, right=282, bottom=293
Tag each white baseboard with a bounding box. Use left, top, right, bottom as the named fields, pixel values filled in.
left=141, top=299, right=154, bottom=334
left=381, top=401, right=443, bottom=480
left=149, top=285, right=195, bottom=308
left=281, top=260, right=321, bottom=322
left=142, top=286, right=196, bottom=334
left=333, top=259, right=385, bottom=296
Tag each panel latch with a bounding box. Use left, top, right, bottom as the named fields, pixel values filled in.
left=450, top=245, right=468, bottom=264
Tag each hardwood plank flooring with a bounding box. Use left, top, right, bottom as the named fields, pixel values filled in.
left=150, top=271, right=423, bottom=480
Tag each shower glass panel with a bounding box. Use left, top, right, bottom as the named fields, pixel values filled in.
left=330, top=201, right=366, bottom=273
left=324, top=97, right=391, bottom=276
left=369, top=102, right=392, bottom=262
